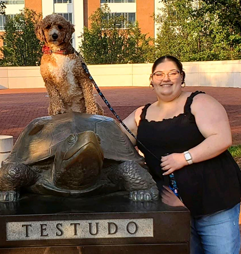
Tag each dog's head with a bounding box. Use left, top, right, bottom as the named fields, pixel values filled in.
left=35, top=14, right=75, bottom=46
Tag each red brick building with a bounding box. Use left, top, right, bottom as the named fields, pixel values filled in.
left=0, top=0, right=161, bottom=49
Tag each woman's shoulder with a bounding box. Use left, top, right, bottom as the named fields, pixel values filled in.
left=134, top=104, right=154, bottom=125
left=135, top=104, right=152, bottom=116
left=124, top=105, right=145, bottom=123
left=192, top=91, right=219, bottom=104
left=191, top=91, right=225, bottom=113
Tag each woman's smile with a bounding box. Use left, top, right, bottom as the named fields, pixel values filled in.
left=160, top=82, right=173, bottom=87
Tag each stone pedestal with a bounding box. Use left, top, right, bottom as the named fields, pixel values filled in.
left=0, top=192, right=190, bottom=254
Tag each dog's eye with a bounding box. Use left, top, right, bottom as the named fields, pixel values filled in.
left=46, top=25, right=51, bottom=29
left=58, top=25, right=63, bottom=30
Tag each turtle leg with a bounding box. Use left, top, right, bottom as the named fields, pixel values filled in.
left=0, top=162, right=39, bottom=202
left=107, top=161, right=159, bottom=201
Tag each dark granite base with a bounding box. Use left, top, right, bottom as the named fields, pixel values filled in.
left=1, top=245, right=189, bottom=254
left=0, top=192, right=190, bottom=253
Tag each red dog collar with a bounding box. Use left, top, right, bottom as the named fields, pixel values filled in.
left=42, top=45, right=67, bottom=55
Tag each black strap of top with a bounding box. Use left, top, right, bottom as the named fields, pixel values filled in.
left=184, top=91, right=205, bottom=115
left=140, top=91, right=205, bottom=120
left=140, top=103, right=151, bottom=120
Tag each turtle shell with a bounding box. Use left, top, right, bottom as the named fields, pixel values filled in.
left=72, top=112, right=143, bottom=163
left=5, top=113, right=76, bottom=165
left=5, top=112, right=143, bottom=165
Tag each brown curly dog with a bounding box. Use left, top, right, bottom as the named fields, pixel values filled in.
left=35, top=14, right=103, bottom=116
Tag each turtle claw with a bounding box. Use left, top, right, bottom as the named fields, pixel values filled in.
left=0, top=191, right=20, bottom=202
left=129, top=186, right=159, bottom=202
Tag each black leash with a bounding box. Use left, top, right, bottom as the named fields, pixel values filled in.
left=81, top=62, right=136, bottom=138
left=80, top=59, right=160, bottom=161
left=79, top=55, right=180, bottom=198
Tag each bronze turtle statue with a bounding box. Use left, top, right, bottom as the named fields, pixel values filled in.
left=0, top=112, right=158, bottom=202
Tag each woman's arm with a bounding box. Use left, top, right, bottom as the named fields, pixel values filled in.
left=188, top=93, right=232, bottom=161
left=161, top=94, right=232, bottom=175
left=120, top=106, right=144, bottom=145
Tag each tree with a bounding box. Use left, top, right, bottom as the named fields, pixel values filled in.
left=80, top=5, right=155, bottom=64
left=155, top=0, right=198, bottom=61
left=155, top=0, right=241, bottom=61
left=199, top=0, right=241, bottom=59
left=0, top=8, right=42, bottom=66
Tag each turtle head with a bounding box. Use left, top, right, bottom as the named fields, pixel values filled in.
left=58, top=132, right=102, bottom=161
left=61, top=134, right=80, bottom=160
left=53, top=131, right=104, bottom=190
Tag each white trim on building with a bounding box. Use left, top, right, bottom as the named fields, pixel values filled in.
left=154, top=0, right=163, bottom=39
left=42, top=0, right=54, bottom=16
left=4, top=3, right=24, bottom=15
left=72, top=0, right=84, bottom=49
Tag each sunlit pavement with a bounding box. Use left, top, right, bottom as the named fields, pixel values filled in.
left=0, top=86, right=241, bottom=144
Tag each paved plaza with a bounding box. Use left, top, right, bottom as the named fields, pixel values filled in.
left=0, top=86, right=241, bottom=144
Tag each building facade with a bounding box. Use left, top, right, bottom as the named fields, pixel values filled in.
left=0, top=0, right=163, bottom=49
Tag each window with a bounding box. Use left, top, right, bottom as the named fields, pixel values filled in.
left=101, top=0, right=135, bottom=3
left=127, top=13, right=135, bottom=23
left=4, top=0, right=24, bottom=4
left=57, top=13, right=73, bottom=23
left=0, top=14, right=16, bottom=30
left=0, top=15, right=5, bottom=30
left=54, top=0, right=72, bottom=3
left=107, top=12, right=136, bottom=28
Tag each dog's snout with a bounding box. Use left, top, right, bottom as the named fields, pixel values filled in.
left=52, top=33, right=58, bottom=40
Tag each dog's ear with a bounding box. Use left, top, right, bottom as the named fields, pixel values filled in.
left=65, top=22, right=75, bottom=43
left=35, top=21, right=45, bottom=42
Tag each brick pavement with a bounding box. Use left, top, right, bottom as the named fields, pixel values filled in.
left=0, top=86, right=241, bottom=145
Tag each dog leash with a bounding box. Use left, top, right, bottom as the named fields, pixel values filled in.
left=80, top=60, right=146, bottom=142
left=79, top=58, right=161, bottom=158
left=74, top=51, right=136, bottom=139
left=76, top=50, right=181, bottom=198
left=41, top=46, right=155, bottom=156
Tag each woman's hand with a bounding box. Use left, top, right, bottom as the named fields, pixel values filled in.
left=160, top=153, right=187, bottom=175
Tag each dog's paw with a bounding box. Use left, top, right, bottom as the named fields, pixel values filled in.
left=56, top=109, right=66, bottom=115
left=86, top=107, right=101, bottom=115
left=87, top=110, right=97, bottom=115
left=50, top=108, right=66, bottom=115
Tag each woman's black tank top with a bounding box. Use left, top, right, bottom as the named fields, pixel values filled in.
left=137, top=91, right=241, bottom=216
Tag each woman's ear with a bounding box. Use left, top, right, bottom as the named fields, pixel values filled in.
left=149, top=75, right=154, bottom=87
left=181, top=71, right=186, bottom=84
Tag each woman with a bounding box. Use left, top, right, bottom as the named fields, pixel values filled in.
left=122, top=55, right=241, bottom=254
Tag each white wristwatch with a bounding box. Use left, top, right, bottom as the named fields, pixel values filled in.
left=184, top=151, right=193, bottom=165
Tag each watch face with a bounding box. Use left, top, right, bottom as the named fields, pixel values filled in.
left=185, top=152, right=191, bottom=160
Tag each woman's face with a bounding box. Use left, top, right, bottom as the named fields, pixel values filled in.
left=151, top=60, right=183, bottom=99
